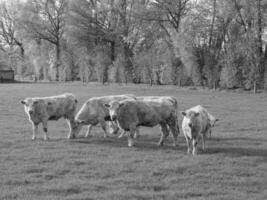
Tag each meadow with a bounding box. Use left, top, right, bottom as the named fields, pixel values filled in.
left=0, top=82, right=267, bottom=200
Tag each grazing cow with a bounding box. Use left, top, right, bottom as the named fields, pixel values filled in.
left=181, top=105, right=218, bottom=155
left=105, top=96, right=179, bottom=147
left=74, top=94, right=136, bottom=138
left=21, top=93, right=78, bottom=140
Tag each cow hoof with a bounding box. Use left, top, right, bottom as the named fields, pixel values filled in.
left=31, top=137, right=36, bottom=140
left=158, top=142, right=164, bottom=147
left=68, top=136, right=75, bottom=139
left=128, top=141, right=134, bottom=147
left=44, top=137, right=49, bottom=141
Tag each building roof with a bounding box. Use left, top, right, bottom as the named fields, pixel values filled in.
left=0, top=69, right=14, bottom=72
left=0, top=63, right=12, bottom=71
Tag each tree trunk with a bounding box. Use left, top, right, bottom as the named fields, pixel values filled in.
left=110, top=41, right=115, bottom=62
left=55, top=42, right=60, bottom=81
left=257, top=0, right=263, bottom=56
left=121, top=0, right=132, bottom=83
left=213, top=80, right=216, bottom=91
left=254, top=80, right=257, bottom=94
left=257, top=0, right=265, bottom=88
left=208, top=0, right=216, bottom=48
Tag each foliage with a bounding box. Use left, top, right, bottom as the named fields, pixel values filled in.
left=0, top=0, right=267, bottom=90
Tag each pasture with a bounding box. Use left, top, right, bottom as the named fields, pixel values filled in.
left=0, top=82, right=267, bottom=200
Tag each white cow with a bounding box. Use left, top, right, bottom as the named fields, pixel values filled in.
left=21, top=93, right=78, bottom=140
left=110, top=96, right=178, bottom=139
left=181, top=105, right=218, bottom=155
left=74, top=94, right=136, bottom=138
left=105, top=97, right=179, bottom=147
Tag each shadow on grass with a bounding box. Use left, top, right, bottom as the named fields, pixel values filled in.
left=209, top=136, right=267, bottom=143
left=69, top=135, right=267, bottom=159
left=205, top=146, right=267, bottom=158
left=69, top=135, right=184, bottom=152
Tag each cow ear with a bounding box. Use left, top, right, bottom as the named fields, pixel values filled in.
left=181, top=111, right=186, bottom=116
left=119, top=102, right=124, bottom=108
left=21, top=100, right=26, bottom=105
left=215, top=118, right=219, bottom=122
left=104, top=103, right=110, bottom=108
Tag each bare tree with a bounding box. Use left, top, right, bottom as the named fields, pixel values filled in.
left=0, top=1, right=24, bottom=57
left=20, top=0, right=67, bottom=81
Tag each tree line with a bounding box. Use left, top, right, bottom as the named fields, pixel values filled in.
left=1, top=0, right=267, bottom=91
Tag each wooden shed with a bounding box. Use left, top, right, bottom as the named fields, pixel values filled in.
left=0, top=63, right=14, bottom=82
left=0, top=69, right=14, bottom=81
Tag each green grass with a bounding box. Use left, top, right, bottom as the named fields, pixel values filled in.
left=0, top=82, right=267, bottom=200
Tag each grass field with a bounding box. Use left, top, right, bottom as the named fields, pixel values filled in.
left=0, top=82, right=267, bottom=200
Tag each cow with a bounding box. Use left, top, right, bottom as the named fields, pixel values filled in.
left=181, top=105, right=218, bottom=155
left=110, top=96, right=178, bottom=139
left=20, top=93, right=78, bottom=140
left=104, top=96, right=179, bottom=147
left=205, top=108, right=219, bottom=137
left=74, top=94, right=136, bottom=138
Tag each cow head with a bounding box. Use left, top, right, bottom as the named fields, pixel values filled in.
left=104, top=100, right=124, bottom=121
left=108, top=121, right=120, bottom=135
left=181, top=110, right=200, bottom=131
left=70, top=120, right=83, bottom=137
left=21, top=98, right=40, bottom=118
left=209, top=118, right=219, bottom=127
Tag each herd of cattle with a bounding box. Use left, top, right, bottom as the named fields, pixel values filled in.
left=20, top=93, right=218, bottom=155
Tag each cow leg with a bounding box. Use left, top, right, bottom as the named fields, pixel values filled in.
left=158, top=123, right=169, bottom=146
left=109, top=121, right=120, bottom=135
left=201, top=133, right=206, bottom=150
left=118, top=130, right=127, bottom=138
left=192, top=137, right=198, bottom=155
left=134, top=128, right=140, bottom=139
left=85, top=125, right=93, bottom=137
left=99, top=120, right=108, bottom=137
left=66, top=119, right=75, bottom=139
left=209, top=128, right=212, bottom=137
left=168, top=120, right=179, bottom=147
left=127, top=128, right=136, bottom=147
left=119, top=130, right=138, bottom=139
left=42, top=120, right=49, bottom=141
left=31, top=122, right=38, bottom=140
left=184, top=135, right=191, bottom=154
